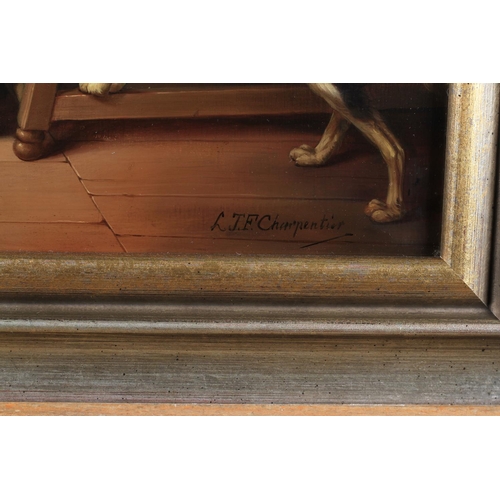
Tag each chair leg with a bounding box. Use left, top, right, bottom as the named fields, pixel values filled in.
left=13, top=83, right=57, bottom=161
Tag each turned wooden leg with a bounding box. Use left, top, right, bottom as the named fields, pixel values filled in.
left=13, top=83, right=58, bottom=161
left=13, top=128, right=55, bottom=161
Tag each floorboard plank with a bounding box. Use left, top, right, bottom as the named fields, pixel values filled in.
left=68, top=140, right=388, bottom=199
left=95, top=196, right=440, bottom=254
left=0, top=105, right=445, bottom=255
left=118, top=236, right=434, bottom=256
left=0, top=223, right=124, bottom=253
left=0, top=162, right=103, bottom=223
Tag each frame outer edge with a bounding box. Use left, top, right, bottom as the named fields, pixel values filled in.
left=441, top=83, right=500, bottom=303
left=488, top=98, right=500, bottom=317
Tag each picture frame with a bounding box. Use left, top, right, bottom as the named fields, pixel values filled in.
left=0, top=83, right=499, bottom=414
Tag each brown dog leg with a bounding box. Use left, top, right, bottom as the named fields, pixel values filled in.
left=359, top=112, right=405, bottom=223
left=305, top=83, right=404, bottom=223
left=290, top=111, right=350, bottom=166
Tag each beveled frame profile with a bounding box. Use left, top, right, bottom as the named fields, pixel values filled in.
left=0, top=83, right=499, bottom=337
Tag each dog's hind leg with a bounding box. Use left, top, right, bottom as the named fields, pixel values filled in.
left=307, top=83, right=404, bottom=223
left=290, top=111, right=350, bottom=166
left=360, top=111, right=405, bottom=223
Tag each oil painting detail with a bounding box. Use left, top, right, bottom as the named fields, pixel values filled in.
left=0, top=83, right=447, bottom=255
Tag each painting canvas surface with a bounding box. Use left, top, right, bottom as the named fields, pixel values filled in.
left=0, top=83, right=447, bottom=255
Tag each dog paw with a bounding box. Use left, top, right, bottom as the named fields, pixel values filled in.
left=289, top=145, right=326, bottom=167
left=364, top=199, right=404, bottom=223
left=79, top=83, right=126, bottom=96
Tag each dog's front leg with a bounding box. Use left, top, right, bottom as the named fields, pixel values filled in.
left=290, top=111, right=350, bottom=166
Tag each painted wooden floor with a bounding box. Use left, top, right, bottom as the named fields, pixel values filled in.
left=0, top=107, right=446, bottom=255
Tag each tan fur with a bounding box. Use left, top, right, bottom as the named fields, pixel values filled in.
left=79, top=83, right=126, bottom=96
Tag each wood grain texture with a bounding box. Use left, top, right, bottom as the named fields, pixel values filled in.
left=0, top=296, right=495, bottom=335
left=0, top=334, right=499, bottom=404
left=0, top=162, right=102, bottom=223
left=51, top=83, right=442, bottom=122
left=1, top=402, right=499, bottom=416
left=0, top=223, right=124, bottom=253
left=0, top=254, right=481, bottom=304
left=17, top=83, right=57, bottom=131
left=441, top=83, right=500, bottom=303
left=53, top=84, right=330, bottom=121
left=92, top=197, right=437, bottom=248
left=118, top=236, right=435, bottom=256
left=489, top=154, right=500, bottom=318
left=61, top=107, right=443, bottom=256
left=66, top=140, right=388, bottom=198
left=2, top=105, right=444, bottom=255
